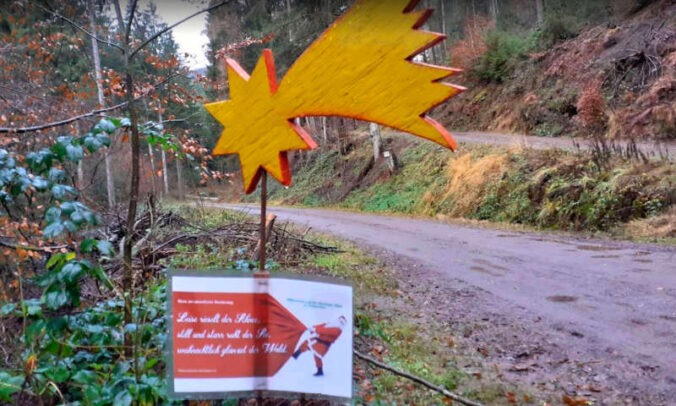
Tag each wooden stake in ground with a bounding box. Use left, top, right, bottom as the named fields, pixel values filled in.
left=258, top=170, right=268, bottom=273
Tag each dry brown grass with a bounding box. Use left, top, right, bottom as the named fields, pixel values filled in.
left=625, top=206, right=676, bottom=239
left=443, top=152, right=508, bottom=217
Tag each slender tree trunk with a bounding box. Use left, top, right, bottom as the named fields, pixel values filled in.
left=76, top=122, right=84, bottom=192
left=176, top=158, right=184, bottom=200
left=157, top=102, right=170, bottom=196
left=536, top=0, right=545, bottom=25
left=489, top=0, right=499, bottom=22
left=321, top=116, right=327, bottom=146
left=161, top=148, right=169, bottom=196
left=286, top=0, right=293, bottom=42
left=369, top=123, right=382, bottom=161
left=77, top=161, right=84, bottom=191
left=89, top=0, right=116, bottom=209
left=324, top=0, right=331, bottom=24
left=440, top=0, right=448, bottom=63
left=423, top=1, right=437, bottom=64
left=114, top=0, right=140, bottom=359
left=148, top=141, right=156, bottom=195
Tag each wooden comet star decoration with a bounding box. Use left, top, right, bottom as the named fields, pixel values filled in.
left=205, top=0, right=466, bottom=193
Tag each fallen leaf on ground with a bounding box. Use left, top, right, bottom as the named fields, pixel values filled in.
left=563, top=395, right=589, bottom=405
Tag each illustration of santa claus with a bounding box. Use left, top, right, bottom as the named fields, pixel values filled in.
left=292, top=315, right=347, bottom=376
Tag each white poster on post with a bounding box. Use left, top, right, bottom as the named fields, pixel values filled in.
left=168, top=272, right=353, bottom=401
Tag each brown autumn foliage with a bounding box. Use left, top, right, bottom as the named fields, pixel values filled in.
left=576, top=79, right=607, bottom=133
left=449, top=15, right=495, bottom=71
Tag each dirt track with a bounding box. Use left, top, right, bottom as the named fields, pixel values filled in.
left=212, top=204, right=676, bottom=404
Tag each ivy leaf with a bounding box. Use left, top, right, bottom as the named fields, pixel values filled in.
left=96, top=240, right=114, bottom=256
left=90, top=267, right=114, bottom=290
left=98, top=118, right=117, bottom=134
left=80, top=238, right=96, bottom=253
left=71, top=370, right=96, bottom=385
left=51, top=184, right=78, bottom=200
left=0, top=303, right=16, bottom=316
left=45, top=364, right=70, bottom=383
left=45, top=206, right=62, bottom=224
left=97, top=133, right=111, bottom=147
left=43, top=289, right=69, bottom=310
left=43, top=222, right=65, bottom=239
left=48, top=167, right=66, bottom=182
left=0, top=372, right=24, bottom=402
left=23, top=299, right=42, bottom=316
left=63, top=220, right=78, bottom=233
left=66, top=144, right=84, bottom=162
left=113, top=390, right=133, bottom=406
left=60, top=262, right=83, bottom=284
left=83, top=136, right=102, bottom=153
left=120, top=117, right=131, bottom=127
left=32, top=176, right=49, bottom=190
left=70, top=210, right=85, bottom=226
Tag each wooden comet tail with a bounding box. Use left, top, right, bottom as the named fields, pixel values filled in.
left=205, top=0, right=466, bottom=193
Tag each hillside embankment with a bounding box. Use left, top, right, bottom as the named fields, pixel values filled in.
left=211, top=133, right=675, bottom=242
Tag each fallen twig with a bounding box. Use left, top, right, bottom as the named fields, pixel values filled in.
left=354, top=350, right=485, bottom=406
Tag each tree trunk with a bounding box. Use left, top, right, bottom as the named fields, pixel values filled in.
left=76, top=122, right=84, bottom=192
left=161, top=148, right=169, bottom=196
left=536, top=0, right=545, bottom=25
left=148, top=141, right=156, bottom=195
left=114, top=0, right=141, bottom=359
left=157, top=102, right=170, bottom=196
left=89, top=0, right=116, bottom=209
left=321, top=116, right=328, bottom=146
left=489, top=0, right=499, bottom=21
left=176, top=158, right=184, bottom=200
left=369, top=123, right=382, bottom=161
left=286, top=0, right=293, bottom=42
left=440, top=0, right=448, bottom=63
left=324, top=0, right=332, bottom=24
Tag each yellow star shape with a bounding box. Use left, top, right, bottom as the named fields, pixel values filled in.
left=205, top=49, right=317, bottom=193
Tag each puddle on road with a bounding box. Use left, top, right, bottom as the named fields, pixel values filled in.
left=469, top=266, right=502, bottom=277
left=575, top=244, right=622, bottom=252
left=633, top=258, right=653, bottom=263
left=546, top=295, right=578, bottom=303
left=591, top=254, right=621, bottom=259
left=659, top=315, right=676, bottom=322
left=474, top=258, right=509, bottom=272
left=633, top=251, right=651, bottom=257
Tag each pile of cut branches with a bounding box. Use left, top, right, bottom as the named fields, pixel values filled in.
left=89, top=201, right=339, bottom=298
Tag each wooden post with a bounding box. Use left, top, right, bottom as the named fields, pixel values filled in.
left=259, top=170, right=268, bottom=273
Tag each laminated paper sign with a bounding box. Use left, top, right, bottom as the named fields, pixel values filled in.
left=168, top=272, right=353, bottom=400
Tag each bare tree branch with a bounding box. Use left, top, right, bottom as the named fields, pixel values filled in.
left=125, top=0, right=139, bottom=45
left=30, top=1, right=124, bottom=52
left=354, top=350, right=485, bottom=406
left=129, top=1, right=229, bottom=60
left=0, top=102, right=128, bottom=134
left=0, top=73, right=179, bottom=134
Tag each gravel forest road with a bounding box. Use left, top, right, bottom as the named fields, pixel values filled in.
left=398, top=130, right=676, bottom=159
left=210, top=203, right=676, bottom=403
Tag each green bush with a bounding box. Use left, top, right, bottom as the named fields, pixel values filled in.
left=472, top=31, right=533, bottom=83
left=537, top=14, right=580, bottom=47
